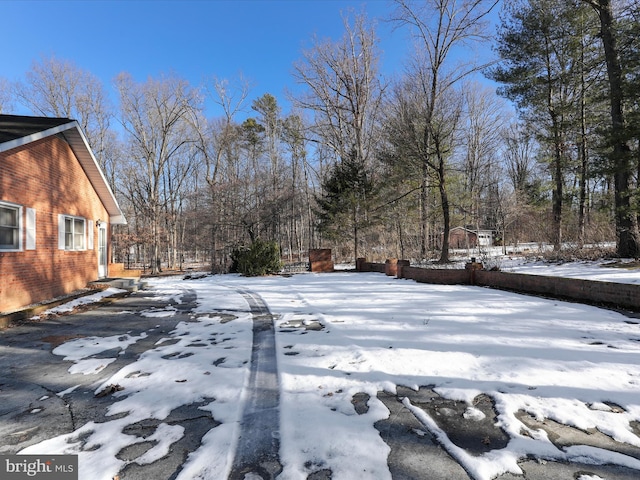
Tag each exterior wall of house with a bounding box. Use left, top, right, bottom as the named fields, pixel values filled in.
left=477, top=231, right=493, bottom=247
left=447, top=228, right=494, bottom=248
left=0, top=136, right=110, bottom=313
left=449, top=228, right=478, bottom=249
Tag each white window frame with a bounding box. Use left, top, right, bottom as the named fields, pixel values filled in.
left=58, top=214, right=87, bottom=251
left=0, top=201, right=23, bottom=252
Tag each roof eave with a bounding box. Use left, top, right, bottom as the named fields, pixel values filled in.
left=0, top=119, right=127, bottom=226
left=109, top=214, right=128, bottom=225
left=59, top=125, right=128, bottom=226
left=0, top=122, right=75, bottom=154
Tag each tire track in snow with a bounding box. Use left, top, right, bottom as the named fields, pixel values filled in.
left=229, top=287, right=282, bottom=479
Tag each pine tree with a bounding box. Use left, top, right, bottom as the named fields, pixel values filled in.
left=581, top=0, right=639, bottom=257
left=315, top=150, right=377, bottom=260
left=489, top=0, right=594, bottom=250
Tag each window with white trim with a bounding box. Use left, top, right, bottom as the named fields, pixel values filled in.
left=58, top=215, right=86, bottom=250
left=0, top=201, right=22, bottom=251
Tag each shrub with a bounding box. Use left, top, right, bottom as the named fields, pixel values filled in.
left=230, top=239, right=283, bottom=276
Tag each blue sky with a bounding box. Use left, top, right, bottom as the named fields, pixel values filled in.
left=3, top=0, right=499, bottom=118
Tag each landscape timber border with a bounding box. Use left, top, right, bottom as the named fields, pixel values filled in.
left=356, top=258, right=640, bottom=312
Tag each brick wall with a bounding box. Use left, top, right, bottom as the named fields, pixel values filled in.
left=0, top=136, right=110, bottom=313
left=398, top=265, right=471, bottom=285
left=384, top=258, right=410, bottom=276
left=309, top=249, right=334, bottom=272
left=357, top=259, right=640, bottom=311
left=356, top=259, right=386, bottom=274
left=474, top=270, right=640, bottom=310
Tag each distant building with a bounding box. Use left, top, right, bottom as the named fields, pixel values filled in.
left=0, top=114, right=126, bottom=313
left=447, top=226, right=494, bottom=249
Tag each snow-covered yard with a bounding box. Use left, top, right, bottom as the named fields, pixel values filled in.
left=21, top=262, right=640, bottom=479
left=504, top=258, right=640, bottom=284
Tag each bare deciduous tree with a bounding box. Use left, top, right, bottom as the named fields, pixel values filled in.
left=115, top=72, right=200, bottom=274
left=502, top=122, right=537, bottom=194
left=0, top=77, right=13, bottom=113
left=461, top=82, right=506, bottom=233
left=390, top=0, right=498, bottom=262
left=190, top=75, right=250, bottom=271
left=12, top=55, right=113, bottom=173
left=282, top=112, right=315, bottom=257
left=252, top=93, right=286, bottom=241
left=293, top=10, right=385, bottom=259
left=294, top=11, right=383, bottom=160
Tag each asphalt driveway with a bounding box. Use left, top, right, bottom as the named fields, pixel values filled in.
left=0, top=287, right=206, bottom=479
left=1, top=278, right=640, bottom=480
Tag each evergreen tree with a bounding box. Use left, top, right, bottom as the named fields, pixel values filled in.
left=230, top=239, right=282, bottom=277
left=489, top=0, right=597, bottom=250
left=315, top=150, right=377, bottom=260
left=579, top=0, right=639, bottom=257
left=616, top=1, right=640, bottom=232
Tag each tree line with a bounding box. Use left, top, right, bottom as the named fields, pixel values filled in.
left=1, top=0, right=638, bottom=272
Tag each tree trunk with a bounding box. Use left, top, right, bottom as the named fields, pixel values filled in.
left=577, top=16, right=589, bottom=249
left=547, top=72, right=563, bottom=251
left=151, top=202, right=160, bottom=275
left=438, top=157, right=450, bottom=263
left=420, top=166, right=429, bottom=259
left=589, top=0, right=638, bottom=257
left=353, top=205, right=359, bottom=262
left=552, top=135, right=563, bottom=251
left=578, top=105, right=588, bottom=249
left=637, top=139, right=640, bottom=231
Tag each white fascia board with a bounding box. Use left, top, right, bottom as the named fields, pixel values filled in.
left=62, top=124, right=128, bottom=225
left=0, top=120, right=128, bottom=225
left=109, top=214, right=128, bottom=225
left=0, top=122, right=78, bottom=154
